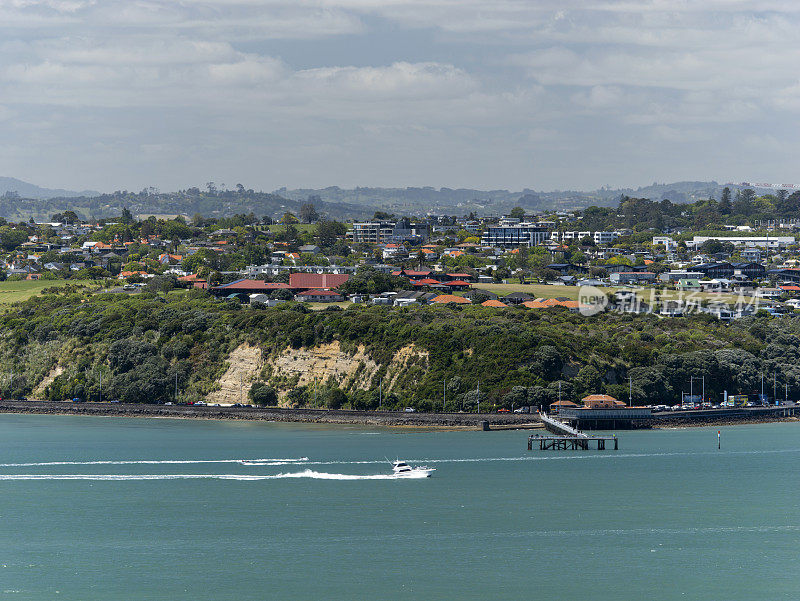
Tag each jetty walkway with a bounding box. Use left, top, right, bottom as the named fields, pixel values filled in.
left=530, top=412, right=617, bottom=450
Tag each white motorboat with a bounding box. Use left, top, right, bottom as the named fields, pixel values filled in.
left=391, top=460, right=435, bottom=478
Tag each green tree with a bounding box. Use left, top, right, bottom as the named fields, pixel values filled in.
left=315, top=220, right=347, bottom=247
left=300, top=201, right=320, bottom=223
left=249, top=382, right=277, bottom=406
left=0, top=227, right=28, bottom=250
left=719, top=187, right=732, bottom=215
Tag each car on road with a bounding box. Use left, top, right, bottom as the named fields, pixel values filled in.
left=404, top=407, right=416, bottom=412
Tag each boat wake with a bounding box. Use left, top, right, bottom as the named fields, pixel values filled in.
left=0, top=458, right=309, bottom=468
left=0, top=469, right=430, bottom=481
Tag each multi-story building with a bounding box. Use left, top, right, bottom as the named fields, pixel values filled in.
left=481, top=223, right=550, bottom=248
left=652, top=236, right=678, bottom=251
left=350, top=220, right=428, bottom=244
left=689, top=236, right=795, bottom=249
left=551, top=231, right=620, bottom=245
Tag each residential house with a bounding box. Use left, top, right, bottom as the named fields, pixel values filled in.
left=609, top=272, right=656, bottom=285
left=294, top=289, right=344, bottom=303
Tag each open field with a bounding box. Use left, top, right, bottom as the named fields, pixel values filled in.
left=308, top=301, right=352, bottom=310
left=471, top=283, right=759, bottom=304
left=470, top=283, right=587, bottom=300
left=0, top=279, right=80, bottom=305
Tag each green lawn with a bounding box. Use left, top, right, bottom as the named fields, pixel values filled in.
left=471, top=283, right=587, bottom=300
left=472, top=283, right=758, bottom=304
left=0, top=279, right=81, bottom=305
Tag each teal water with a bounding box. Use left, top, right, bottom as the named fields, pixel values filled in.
left=0, top=415, right=798, bottom=600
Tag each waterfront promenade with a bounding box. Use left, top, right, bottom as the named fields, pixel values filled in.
left=0, top=400, right=796, bottom=429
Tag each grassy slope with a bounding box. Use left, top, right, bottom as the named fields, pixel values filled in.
left=0, top=280, right=78, bottom=305
left=471, top=283, right=756, bottom=304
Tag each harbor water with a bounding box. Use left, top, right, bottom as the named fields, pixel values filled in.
left=0, top=414, right=798, bottom=600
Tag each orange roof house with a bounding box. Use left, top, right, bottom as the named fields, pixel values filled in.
left=481, top=299, right=508, bottom=308
left=550, top=400, right=579, bottom=408
left=581, top=394, right=627, bottom=408
left=431, top=294, right=471, bottom=304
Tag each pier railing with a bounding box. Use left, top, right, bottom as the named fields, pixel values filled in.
left=539, top=412, right=587, bottom=437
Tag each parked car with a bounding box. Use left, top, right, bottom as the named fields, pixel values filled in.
left=404, top=407, right=416, bottom=413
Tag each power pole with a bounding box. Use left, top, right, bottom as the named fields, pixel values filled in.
left=379, top=378, right=382, bottom=408
left=476, top=381, right=480, bottom=414
left=702, top=375, right=705, bottom=405
left=9, top=368, right=12, bottom=401
left=99, top=369, right=102, bottom=403
left=628, top=376, right=632, bottom=406
left=175, top=372, right=178, bottom=404
left=773, top=373, right=777, bottom=405
left=443, top=379, right=446, bottom=412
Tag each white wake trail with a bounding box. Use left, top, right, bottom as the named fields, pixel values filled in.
left=0, top=469, right=429, bottom=481
left=0, top=458, right=308, bottom=468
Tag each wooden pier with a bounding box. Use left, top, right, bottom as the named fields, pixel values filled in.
left=529, top=412, right=618, bottom=450
left=528, top=434, right=618, bottom=451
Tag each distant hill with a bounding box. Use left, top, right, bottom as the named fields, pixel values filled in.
left=0, top=176, right=100, bottom=199
left=0, top=188, right=373, bottom=222
left=276, top=182, right=745, bottom=215
left=0, top=177, right=780, bottom=220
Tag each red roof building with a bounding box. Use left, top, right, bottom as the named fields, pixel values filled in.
left=288, top=273, right=350, bottom=290
left=211, top=279, right=291, bottom=295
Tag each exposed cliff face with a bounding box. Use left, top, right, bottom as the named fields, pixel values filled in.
left=206, top=341, right=431, bottom=403
left=269, top=342, right=378, bottom=395
left=34, top=365, right=64, bottom=397
left=206, top=344, right=263, bottom=405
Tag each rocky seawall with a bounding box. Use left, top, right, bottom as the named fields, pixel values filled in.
left=0, top=400, right=540, bottom=428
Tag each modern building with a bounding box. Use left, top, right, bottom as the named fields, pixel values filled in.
left=694, top=262, right=765, bottom=280
left=481, top=223, right=550, bottom=248
left=609, top=272, right=656, bottom=284
left=350, top=219, right=428, bottom=244
left=652, top=236, right=678, bottom=251
left=689, top=236, right=795, bottom=249
left=659, top=270, right=704, bottom=283
left=551, top=231, right=620, bottom=245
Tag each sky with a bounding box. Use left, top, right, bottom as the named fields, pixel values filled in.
left=1, top=0, right=799, bottom=194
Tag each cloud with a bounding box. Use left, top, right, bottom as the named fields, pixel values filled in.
left=293, top=62, right=477, bottom=98
left=1, top=0, right=800, bottom=192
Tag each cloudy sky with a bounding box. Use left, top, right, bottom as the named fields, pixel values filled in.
left=1, top=1, right=799, bottom=193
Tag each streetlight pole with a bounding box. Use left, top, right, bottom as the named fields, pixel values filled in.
left=628, top=376, right=632, bottom=406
